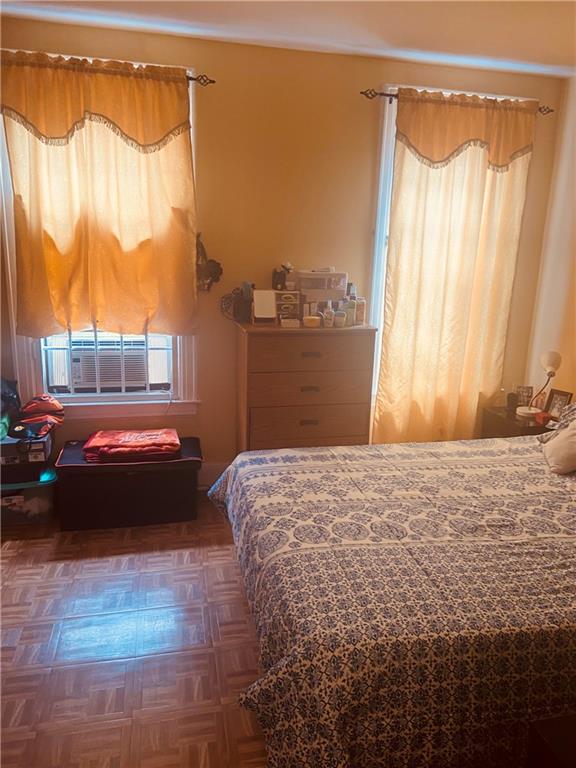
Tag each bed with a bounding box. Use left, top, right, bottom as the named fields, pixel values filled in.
left=208, top=436, right=576, bottom=768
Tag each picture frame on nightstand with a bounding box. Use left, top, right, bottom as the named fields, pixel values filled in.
left=516, top=385, right=533, bottom=406
left=532, top=391, right=547, bottom=410
left=545, top=389, right=573, bottom=421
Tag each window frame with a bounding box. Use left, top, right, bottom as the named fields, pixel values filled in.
left=41, top=330, right=174, bottom=401
left=8, top=335, right=198, bottom=419
left=369, top=87, right=398, bottom=398
left=0, top=69, right=199, bottom=419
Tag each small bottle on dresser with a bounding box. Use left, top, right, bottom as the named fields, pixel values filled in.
left=345, top=295, right=357, bottom=326
left=334, top=311, right=346, bottom=328
left=324, top=306, right=335, bottom=327
left=355, top=297, right=366, bottom=325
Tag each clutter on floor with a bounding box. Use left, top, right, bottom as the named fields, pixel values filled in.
left=1, top=379, right=63, bottom=523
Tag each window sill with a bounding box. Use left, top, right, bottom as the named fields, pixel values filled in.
left=61, top=400, right=200, bottom=420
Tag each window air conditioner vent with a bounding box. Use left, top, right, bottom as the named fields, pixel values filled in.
left=71, top=349, right=147, bottom=388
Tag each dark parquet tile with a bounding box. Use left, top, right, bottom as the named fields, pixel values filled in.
left=137, top=568, right=205, bottom=608
left=223, top=704, right=268, bottom=768
left=136, top=548, right=203, bottom=572
left=205, top=562, right=245, bottom=603
left=216, top=642, right=261, bottom=704
left=1, top=668, right=50, bottom=728
left=10, top=620, right=60, bottom=668
left=1, top=494, right=267, bottom=767
left=31, top=720, right=132, bottom=768
left=0, top=728, right=38, bottom=768
left=208, top=601, right=258, bottom=647
left=130, top=708, right=227, bottom=767
left=41, top=660, right=138, bottom=724
left=134, top=650, right=219, bottom=713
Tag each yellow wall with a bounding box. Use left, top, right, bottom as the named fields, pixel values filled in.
left=527, top=76, right=575, bottom=394
left=0, top=16, right=566, bottom=469
left=555, top=256, right=576, bottom=393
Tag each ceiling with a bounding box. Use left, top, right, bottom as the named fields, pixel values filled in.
left=2, top=1, right=575, bottom=77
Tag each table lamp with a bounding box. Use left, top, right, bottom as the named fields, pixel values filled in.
left=517, top=351, right=562, bottom=418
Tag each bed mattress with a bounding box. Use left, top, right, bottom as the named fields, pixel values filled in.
left=208, top=436, right=576, bottom=767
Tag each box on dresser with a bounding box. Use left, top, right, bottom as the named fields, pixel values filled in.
left=275, top=290, right=300, bottom=320
left=237, top=323, right=376, bottom=451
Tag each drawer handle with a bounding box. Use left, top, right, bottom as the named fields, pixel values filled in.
left=300, top=385, right=320, bottom=393
left=301, top=351, right=322, bottom=358
left=300, top=419, right=319, bottom=426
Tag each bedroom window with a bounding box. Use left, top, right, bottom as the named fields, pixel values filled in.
left=3, top=328, right=197, bottom=416
left=371, top=85, right=538, bottom=443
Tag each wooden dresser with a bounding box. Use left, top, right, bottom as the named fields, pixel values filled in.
left=237, top=324, right=377, bottom=451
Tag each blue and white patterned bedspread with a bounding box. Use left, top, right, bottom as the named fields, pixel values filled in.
left=209, top=436, right=576, bottom=768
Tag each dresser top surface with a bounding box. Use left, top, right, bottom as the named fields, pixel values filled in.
left=236, top=322, right=377, bottom=336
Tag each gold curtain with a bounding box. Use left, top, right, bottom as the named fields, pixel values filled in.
left=1, top=50, right=197, bottom=337
left=373, top=89, right=538, bottom=444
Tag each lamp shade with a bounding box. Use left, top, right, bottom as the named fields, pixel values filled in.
left=540, top=351, right=562, bottom=375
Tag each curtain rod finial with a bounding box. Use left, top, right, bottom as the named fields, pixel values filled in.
left=189, top=74, right=216, bottom=87
left=360, top=88, right=380, bottom=100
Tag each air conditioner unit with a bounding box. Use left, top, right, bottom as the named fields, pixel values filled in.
left=71, top=348, right=147, bottom=389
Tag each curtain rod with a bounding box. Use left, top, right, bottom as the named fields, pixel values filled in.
left=3, top=47, right=216, bottom=87
left=360, top=87, right=554, bottom=115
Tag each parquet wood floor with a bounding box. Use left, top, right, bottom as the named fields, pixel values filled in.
left=1, top=495, right=267, bottom=767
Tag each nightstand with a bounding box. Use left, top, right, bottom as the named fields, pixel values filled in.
left=481, top=406, right=550, bottom=438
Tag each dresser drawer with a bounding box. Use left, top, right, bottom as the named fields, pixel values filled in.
left=247, top=333, right=374, bottom=372
left=248, top=370, right=372, bottom=407
left=249, top=404, right=370, bottom=444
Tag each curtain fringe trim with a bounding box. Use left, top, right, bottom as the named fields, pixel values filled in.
left=1, top=106, right=190, bottom=153
left=396, top=132, right=533, bottom=172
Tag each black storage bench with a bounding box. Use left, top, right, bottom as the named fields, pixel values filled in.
left=527, top=714, right=576, bottom=768
left=55, top=437, right=202, bottom=530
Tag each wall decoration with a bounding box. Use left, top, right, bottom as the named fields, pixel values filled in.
left=196, top=233, right=223, bottom=291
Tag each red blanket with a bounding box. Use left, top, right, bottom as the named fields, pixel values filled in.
left=83, top=429, right=181, bottom=463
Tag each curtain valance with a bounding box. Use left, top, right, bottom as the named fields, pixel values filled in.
left=396, top=88, right=538, bottom=170
left=1, top=50, right=190, bottom=152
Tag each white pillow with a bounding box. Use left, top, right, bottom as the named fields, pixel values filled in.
left=543, top=420, right=576, bottom=474
left=538, top=402, right=576, bottom=444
